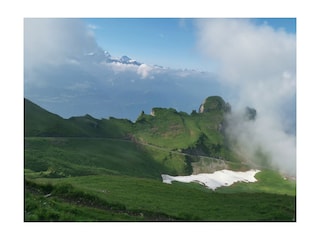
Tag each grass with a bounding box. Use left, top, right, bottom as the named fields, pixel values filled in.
left=215, top=170, right=296, bottom=196
left=24, top=136, right=296, bottom=221
left=25, top=137, right=188, bottom=179
left=24, top=136, right=296, bottom=222
left=25, top=174, right=295, bottom=221
left=25, top=181, right=146, bottom=221
left=134, top=108, right=194, bottom=149
left=24, top=98, right=296, bottom=221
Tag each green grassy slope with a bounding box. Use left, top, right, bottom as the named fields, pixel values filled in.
left=24, top=97, right=296, bottom=221
left=25, top=174, right=295, bottom=221
left=133, top=96, right=236, bottom=161
left=25, top=97, right=235, bottom=161
left=24, top=99, right=77, bottom=137
left=25, top=137, right=188, bottom=179
left=25, top=99, right=133, bottom=138
left=215, top=170, right=296, bottom=196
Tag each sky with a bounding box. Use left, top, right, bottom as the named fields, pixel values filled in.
left=84, top=18, right=203, bottom=70
left=23, top=18, right=296, bottom=122
left=83, top=18, right=296, bottom=71
left=24, top=18, right=296, bottom=121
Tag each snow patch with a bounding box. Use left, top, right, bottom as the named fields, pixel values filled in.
left=161, top=169, right=260, bottom=191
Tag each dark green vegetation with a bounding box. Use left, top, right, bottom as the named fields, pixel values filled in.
left=24, top=97, right=296, bottom=221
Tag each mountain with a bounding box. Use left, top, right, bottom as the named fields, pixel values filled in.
left=119, top=55, right=141, bottom=65
left=25, top=96, right=238, bottom=162
left=24, top=98, right=81, bottom=137
left=83, top=49, right=142, bottom=66
left=24, top=96, right=296, bottom=221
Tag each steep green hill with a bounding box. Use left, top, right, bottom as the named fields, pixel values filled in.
left=24, top=99, right=133, bottom=138
left=24, top=98, right=75, bottom=136
left=24, top=137, right=187, bottom=179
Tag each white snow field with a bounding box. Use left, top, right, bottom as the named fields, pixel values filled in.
left=161, top=169, right=260, bottom=191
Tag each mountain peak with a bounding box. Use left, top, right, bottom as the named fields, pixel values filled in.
left=104, top=51, right=111, bottom=58
left=199, top=96, right=231, bottom=113
left=119, top=55, right=141, bottom=66
left=120, top=55, right=131, bottom=62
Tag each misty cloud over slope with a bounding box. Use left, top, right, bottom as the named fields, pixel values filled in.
left=196, top=19, right=296, bottom=175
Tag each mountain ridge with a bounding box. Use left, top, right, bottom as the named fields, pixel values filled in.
left=84, top=49, right=143, bottom=67
left=25, top=96, right=241, bottom=164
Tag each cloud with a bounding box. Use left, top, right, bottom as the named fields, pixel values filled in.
left=24, top=18, right=100, bottom=82
left=106, top=61, right=138, bottom=73
left=101, top=62, right=155, bottom=79
left=137, top=64, right=153, bottom=79
left=196, top=19, right=295, bottom=102
left=87, top=24, right=99, bottom=30
left=24, top=18, right=224, bottom=121
left=196, top=19, right=296, bottom=175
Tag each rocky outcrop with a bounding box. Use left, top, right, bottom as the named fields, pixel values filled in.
left=198, top=96, right=231, bottom=113
left=244, top=107, right=257, bottom=121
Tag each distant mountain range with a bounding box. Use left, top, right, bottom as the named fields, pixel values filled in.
left=84, top=50, right=143, bottom=66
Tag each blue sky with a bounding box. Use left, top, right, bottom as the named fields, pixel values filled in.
left=84, top=18, right=203, bottom=70
left=84, top=18, right=296, bottom=71
left=252, top=18, right=296, bottom=33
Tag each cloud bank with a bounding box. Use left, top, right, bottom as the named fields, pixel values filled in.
left=24, top=18, right=99, bottom=76
left=24, top=18, right=224, bottom=120
left=196, top=19, right=296, bottom=175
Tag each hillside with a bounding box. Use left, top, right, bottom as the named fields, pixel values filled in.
left=25, top=96, right=239, bottom=166
left=24, top=97, right=296, bottom=221
left=24, top=99, right=134, bottom=138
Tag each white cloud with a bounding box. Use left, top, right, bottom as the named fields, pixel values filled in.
left=99, top=61, right=155, bottom=80
left=137, top=64, right=153, bottom=79
left=87, top=24, right=99, bottom=30
left=106, top=61, right=138, bottom=73
left=103, top=62, right=155, bottom=79
left=196, top=19, right=296, bottom=175
left=24, top=18, right=99, bottom=80
left=196, top=19, right=296, bottom=100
